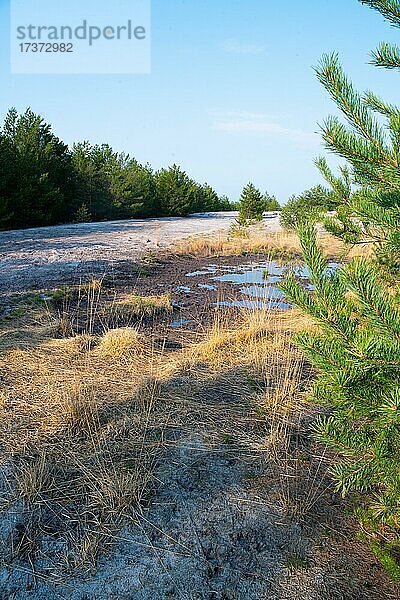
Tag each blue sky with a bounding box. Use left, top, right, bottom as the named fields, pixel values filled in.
left=1, top=0, right=400, bottom=203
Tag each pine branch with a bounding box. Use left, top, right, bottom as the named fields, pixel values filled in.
left=360, top=0, right=400, bottom=27
left=320, top=117, right=396, bottom=187
left=371, top=41, right=400, bottom=68
left=315, top=54, right=393, bottom=162
left=287, top=0, right=400, bottom=536
left=315, top=156, right=352, bottom=201
left=345, top=258, right=400, bottom=337
left=364, top=91, right=400, bottom=117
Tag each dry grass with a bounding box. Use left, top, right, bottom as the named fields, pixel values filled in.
left=169, top=223, right=372, bottom=262
left=97, top=327, right=145, bottom=358
left=173, top=308, right=309, bottom=374
left=15, top=453, right=53, bottom=505
left=0, top=292, right=172, bottom=569
left=162, top=304, right=332, bottom=523
left=1, top=222, right=397, bottom=598
left=170, top=228, right=303, bottom=259
left=0, top=272, right=329, bottom=579
left=111, top=293, right=171, bottom=318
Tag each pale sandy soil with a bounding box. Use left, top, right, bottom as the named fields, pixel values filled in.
left=0, top=213, right=281, bottom=293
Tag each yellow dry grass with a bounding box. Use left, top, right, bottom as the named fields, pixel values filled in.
left=171, top=228, right=303, bottom=258
left=109, top=292, right=172, bottom=322
left=0, top=271, right=320, bottom=572
left=1, top=218, right=394, bottom=599
left=169, top=224, right=372, bottom=262
left=0, top=304, right=305, bottom=440
left=97, top=327, right=145, bottom=358
left=113, top=292, right=171, bottom=313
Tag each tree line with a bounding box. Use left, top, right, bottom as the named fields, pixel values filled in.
left=0, top=108, right=235, bottom=230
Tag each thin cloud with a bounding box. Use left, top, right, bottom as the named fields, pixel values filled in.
left=211, top=111, right=318, bottom=145
left=222, top=40, right=266, bottom=55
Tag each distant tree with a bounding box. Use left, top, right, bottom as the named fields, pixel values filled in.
left=122, top=162, right=161, bottom=218
left=72, top=143, right=162, bottom=220
left=74, top=202, right=92, bottom=223
left=109, top=158, right=159, bottom=218
left=217, top=195, right=237, bottom=211
left=72, top=142, right=115, bottom=220
left=190, top=183, right=222, bottom=213
left=156, top=165, right=197, bottom=216
left=201, top=183, right=220, bottom=212
left=280, top=184, right=334, bottom=229
left=0, top=135, right=19, bottom=228
left=0, top=108, right=76, bottom=228
left=238, top=182, right=265, bottom=225
left=263, top=191, right=281, bottom=211
left=0, top=109, right=234, bottom=229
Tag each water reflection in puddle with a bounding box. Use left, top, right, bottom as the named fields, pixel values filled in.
left=185, top=261, right=295, bottom=309
left=171, top=318, right=194, bottom=328
left=183, top=260, right=338, bottom=310
left=212, top=266, right=286, bottom=285
left=239, top=285, right=286, bottom=300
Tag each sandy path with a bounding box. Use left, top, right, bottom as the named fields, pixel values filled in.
left=0, top=212, right=281, bottom=293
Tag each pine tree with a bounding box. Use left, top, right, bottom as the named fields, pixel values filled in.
left=199, top=183, right=220, bottom=212
left=155, top=165, right=197, bottom=216
left=72, top=142, right=115, bottom=221
left=0, top=134, right=18, bottom=228
left=263, top=191, right=281, bottom=211
left=238, top=182, right=265, bottom=225
left=74, top=203, right=92, bottom=223
left=1, top=108, right=76, bottom=228
left=0, top=109, right=231, bottom=228
left=280, top=0, right=400, bottom=557
left=280, top=184, right=334, bottom=229
left=218, top=195, right=237, bottom=211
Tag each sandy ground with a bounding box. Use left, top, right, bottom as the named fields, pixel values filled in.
left=0, top=213, right=281, bottom=293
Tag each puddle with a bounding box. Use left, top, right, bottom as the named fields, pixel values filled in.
left=171, top=318, right=194, bottom=328
left=212, top=266, right=285, bottom=285
left=239, top=285, right=286, bottom=301
left=175, top=285, right=192, bottom=293
left=183, top=260, right=338, bottom=311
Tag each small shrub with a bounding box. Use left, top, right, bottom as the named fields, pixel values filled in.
left=228, top=221, right=250, bottom=238
left=74, top=203, right=92, bottom=223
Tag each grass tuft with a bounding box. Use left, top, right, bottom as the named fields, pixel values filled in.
left=111, top=293, right=171, bottom=319
left=97, top=327, right=145, bottom=358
